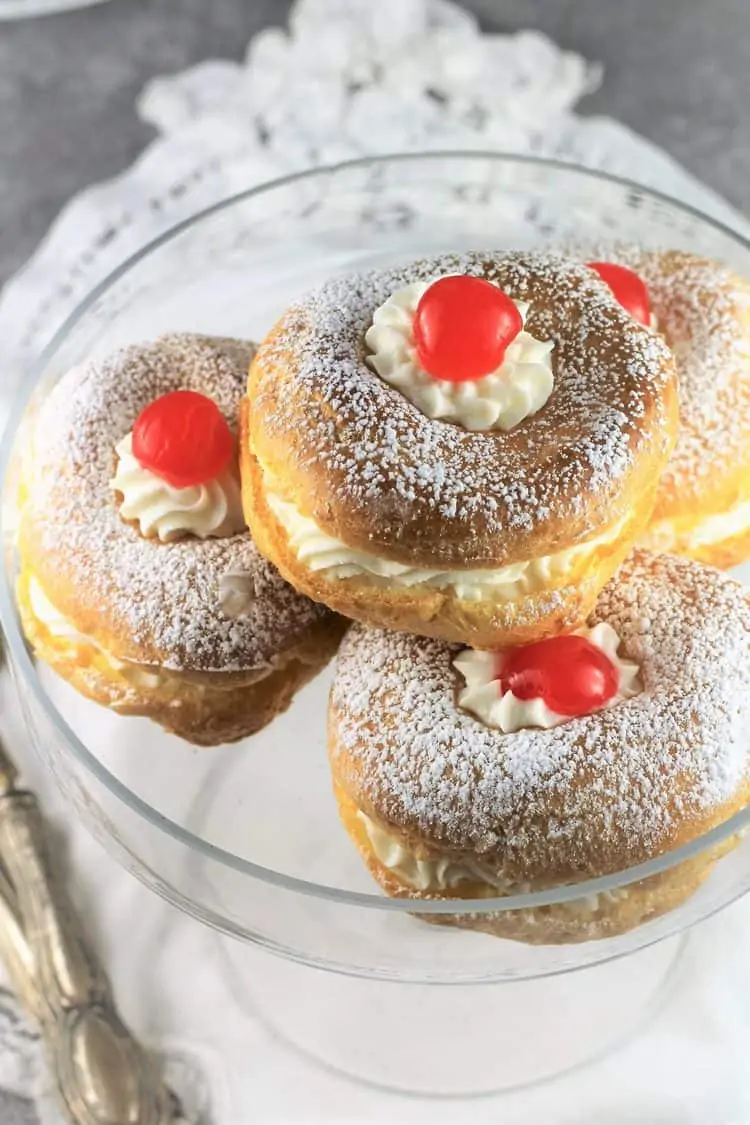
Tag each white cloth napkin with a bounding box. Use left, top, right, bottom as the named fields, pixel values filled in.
left=3, top=1, right=750, bottom=1121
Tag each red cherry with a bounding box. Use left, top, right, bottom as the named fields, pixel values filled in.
left=131, top=390, right=234, bottom=488
left=413, top=276, right=523, bottom=382
left=588, top=262, right=651, bottom=327
left=497, top=634, right=619, bottom=717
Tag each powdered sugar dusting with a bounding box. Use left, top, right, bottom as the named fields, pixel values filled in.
left=25, top=334, right=331, bottom=672
left=254, top=251, right=675, bottom=566
left=331, top=551, right=750, bottom=872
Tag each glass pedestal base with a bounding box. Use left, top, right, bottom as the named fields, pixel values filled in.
left=216, top=932, right=685, bottom=1097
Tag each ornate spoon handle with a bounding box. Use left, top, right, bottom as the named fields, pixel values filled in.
left=0, top=860, right=40, bottom=1021
left=0, top=788, right=177, bottom=1125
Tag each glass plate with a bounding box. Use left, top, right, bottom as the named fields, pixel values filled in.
left=4, top=153, right=750, bottom=989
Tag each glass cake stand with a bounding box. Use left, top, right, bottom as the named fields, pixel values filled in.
left=3, top=153, right=750, bottom=1098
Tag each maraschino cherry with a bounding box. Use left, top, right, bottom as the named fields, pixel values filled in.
left=498, top=634, right=619, bottom=717
left=413, top=275, right=523, bottom=382
left=132, top=390, right=234, bottom=489
left=588, top=261, right=651, bottom=327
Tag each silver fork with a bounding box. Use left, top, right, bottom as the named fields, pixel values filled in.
left=0, top=733, right=181, bottom=1125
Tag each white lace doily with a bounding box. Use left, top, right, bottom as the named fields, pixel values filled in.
left=3, top=2, right=750, bottom=1123
left=0, top=0, right=747, bottom=391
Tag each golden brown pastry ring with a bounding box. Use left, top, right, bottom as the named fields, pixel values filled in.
left=329, top=551, right=750, bottom=944
left=612, top=248, right=750, bottom=568
left=243, top=251, right=678, bottom=648
left=17, top=333, right=344, bottom=746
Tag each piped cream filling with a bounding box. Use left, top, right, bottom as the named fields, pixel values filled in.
left=358, top=812, right=521, bottom=894
left=454, top=622, right=641, bottom=733
left=358, top=812, right=629, bottom=912
left=111, top=432, right=245, bottom=543
left=27, top=573, right=275, bottom=688
left=646, top=497, right=750, bottom=553
left=365, top=282, right=555, bottom=432
left=27, top=576, right=164, bottom=689
left=264, top=473, right=625, bottom=603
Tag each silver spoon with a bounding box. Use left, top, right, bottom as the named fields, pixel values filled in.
left=0, top=731, right=181, bottom=1125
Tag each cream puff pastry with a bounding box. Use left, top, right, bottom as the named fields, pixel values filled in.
left=329, top=551, right=750, bottom=944
left=17, top=333, right=344, bottom=746
left=243, top=251, right=678, bottom=648
left=597, top=248, right=750, bottom=568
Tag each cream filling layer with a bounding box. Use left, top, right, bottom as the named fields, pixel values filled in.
left=454, top=622, right=641, bottom=732
left=646, top=498, right=750, bottom=552
left=28, top=577, right=164, bottom=689
left=358, top=812, right=628, bottom=912
left=265, top=478, right=624, bottom=602
left=357, top=812, right=523, bottom=893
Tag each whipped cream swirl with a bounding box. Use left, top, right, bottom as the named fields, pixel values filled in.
left=112, top=432, right=245, bottom=543
left=365, top=279, right=555, bottom=432
left=454, top=623, right=641, bottom=733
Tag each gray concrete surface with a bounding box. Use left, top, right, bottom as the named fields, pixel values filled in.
left=1, top=0, right=749, bottom=1120
left=2, top=0, right=750, bottom=287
